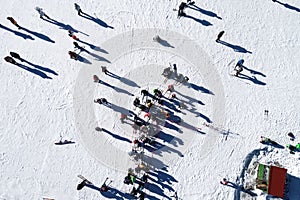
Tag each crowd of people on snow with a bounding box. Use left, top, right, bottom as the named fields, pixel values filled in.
left=3, top=0, right=298, bottom=199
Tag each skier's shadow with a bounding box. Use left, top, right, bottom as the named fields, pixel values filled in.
left=80, top=12, right=114, bottom=29
left=187, top=83, right=214, bottom=95
left=147, top=168, right=177, bottom=199
left=16, top=63, right=52, bottom=79
left=100, top=128, right=132, bottom=143
left=188, top=4, right=222, bottom=19
left=238, top=74, right=266, bottom=85
left=22, top=59, right=58, bottom=76
left=0, top=24, right=34, bottom=40
left=184, top=15, right=213, bottom=26
left=243, top=66, right=266, bottom=77
left=119, top=77, right=141, bottom=88
left=218, top=40, right=252, bottom=54
left=155, top=37, right=174, bottom=48
left=20, top=27, right=55, bottom=43
left=78, top=39, right=108, bottom=54
left=261, top=141, right=284, bottom=149
left=77, top=54, right=92, bottom=64
left=43, top=18, right=89, bottom=36
left=273, top=0, right=300, bottom=12
left=97, top=80, right=134, bottom=96
left=79, top=47, right=110, bottom=63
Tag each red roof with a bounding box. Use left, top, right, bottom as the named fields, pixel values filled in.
left=268, top=166, right=287, bottom=198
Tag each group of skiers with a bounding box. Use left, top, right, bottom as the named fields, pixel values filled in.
left=123, top=169, right=148, bottom=199
left=177, top=0, right=195, bottom=18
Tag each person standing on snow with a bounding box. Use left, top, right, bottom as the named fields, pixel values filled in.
left=4, top=56, right=17, bottom=65
left=101, top=66, right=109, bottom=75
left=178, top=2, right=187, bottom=17
left=35, top=7, right=51, bottom=19
left=68, top=30, right=79, bottom=40
left=68, top=51, right=78, bottom=60
left=216, top=31, right=225, bottom=42
left=74, top=3, right=83, bottom=16
left=7, top=17, right=21, bottom=29
left=234, top=59, right=244, bottom=76
left=10, top=52, right=23, bottom=61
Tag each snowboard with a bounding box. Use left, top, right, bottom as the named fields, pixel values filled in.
left=78, top=175, right=93, bottom=185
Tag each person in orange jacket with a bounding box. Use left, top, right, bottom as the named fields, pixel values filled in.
left=7, top=17, right=21, bottom=29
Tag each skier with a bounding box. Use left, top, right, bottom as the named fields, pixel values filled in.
left=35, top=7, right=50, bottom=19
left=173, top=63, right=177, bottom=71
left=184, top=76, right=189, bottom=82
left=187, top=0, right=195, bottom=5
left=216, top=31, right=225, bottom=42
left=162, top=66, right=171, bottom=76
left=153, top=88, right=162, bottom=98
left=165, top=84, right=174, bottom=95
left=68, top=51, right=78, bottom=60
left=178, top=2, right=187, bottom=18
left=73, top=41, right=82, bottom=49
left=4, top=56, right=17, bottom=65
left=7, top=17, right=21, bottom=29
left=68, top=30, right=79, bottom=40
left=100, top=178, right=111, bottom=192
left=141, top=173, right=148, bottom=183
left=101, top=66, right=108, bottom=75
left=286, top=144, right=297, bottom=152
left=144, top=112, right=151, bottom=122
left=137, top=182, right=144, bottom=192
left=220, top=178, right=229, bottom=185
left=139, top=192, right=145, bottom=200
left=141, top=89, right=149, bottom=102
left=133, top=97, right=141, bottom=107
left=10, top=52, right=22, bottom=61
left=234, top=59, right=244, bottom=76
left=74, top=3, right=83, bottom=16
left=130, top=186, right=138, bottom=196
left=94, top=98, right=110, bottom=106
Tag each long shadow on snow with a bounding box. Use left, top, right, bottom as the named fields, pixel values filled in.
left=273, top=0, right=300, bottom=13
left=243, top=65, right=266, bottom=77
left=188, top=83, right=214, bottom=95
left=81, top=12, right=114, bottom=29
left=218, top=40, right=252, bottom=54
left=184, top=15, right=213, bottom=26
left=188, top=4, right=222, bottom=19
left=22, top=59, right=58, bottom=76
left=0, top=24, right=34, bottom=40
left=43, top=18, right=89, bottom=36
left=78, top=39, right=108, bottom=54
left=79, top=47, right=110, bottom=63
left=17, top=63, right=52, bottom=79
left=101, top=128, right=131, bottom=144
left=238, top=73, right=266, bottom=86
left=20, top=27, right=55, bottom=43
left=96, top=80, right=134, bottom=96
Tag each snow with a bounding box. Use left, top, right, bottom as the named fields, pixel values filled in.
left=1, top=0, right=300, bottom=199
